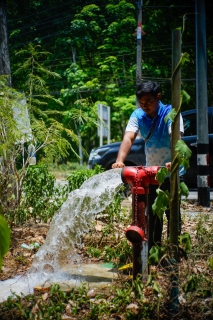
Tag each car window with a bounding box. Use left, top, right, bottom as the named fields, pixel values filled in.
left=183, top=110, right=213, bottom=136
left=183, top=113, right=196, bottom=136
left=209, top=109, right=213, bottom=133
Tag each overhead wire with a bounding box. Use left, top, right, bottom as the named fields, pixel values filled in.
left=10, top=41, right=195, bottom=67
left=8, top=2, right=134, bottom=38
left=8, top=1, right=109, bottom=24
left=10, top=2, right=209, bottom=26
left=9, top=19, right=73, bottom=40
left=47, top=76, right=206, bottom=97
left=8, top=2, right=210, bottom=92
left=8, top=1, right=213, bottom=40
left=9, top=14, right=76, bottom=38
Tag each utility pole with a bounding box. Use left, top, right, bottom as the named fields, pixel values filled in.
left=195, top=0, right=210, bottom=207
left=136, top=0, right=143, bottom=87
left=0, top=0, right=11, bottom=86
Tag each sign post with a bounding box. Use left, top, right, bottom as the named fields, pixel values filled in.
left=98, top=104, right=110, bottom=146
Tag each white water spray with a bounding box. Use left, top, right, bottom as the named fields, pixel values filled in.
left=0, top=169, right=123, bottom=301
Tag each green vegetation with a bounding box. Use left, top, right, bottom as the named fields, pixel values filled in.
left=1, top=163, right=105, bottom=225
left=1, top=169, right=213, bottom=318
left=0, top=215, right=10, bottom=269
left=67, top=164, right=104, bottom=192
left=1, top=210, right=213, bottom=319
left=17, top=163, right=68, bottom=223
left=0, top=47, right=76, bottom=223
left=0, top=281, right=154, bottom=320
left=5, top=0, right=213, bottom=155
left=84, top=191, right=132, bottom=266
left=0, top=1, right=213, bottom=318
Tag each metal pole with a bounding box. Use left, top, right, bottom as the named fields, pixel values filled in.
left=78, top=132, right=83, bottom=165
left=195, top=0, right=210, bottom=207
left=99, top=104, right=103, bottom=147
left=74, top=122, right=83, bottom=165
left=107, top=106, right=110, bottom=145
left=132, top=193, right=147, bottom=279
left=136, top=0, right=143, bottom=87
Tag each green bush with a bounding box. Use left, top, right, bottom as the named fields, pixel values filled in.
left=14, top=164, right=104, bottom=223
left=67, top=164, right=104, bottom=192
left=17, top=163, right=68, bottom=223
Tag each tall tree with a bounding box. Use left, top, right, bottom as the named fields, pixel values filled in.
left=4, top=0, right=213, bottom=153
left=0, top=0, right=11, bottom=85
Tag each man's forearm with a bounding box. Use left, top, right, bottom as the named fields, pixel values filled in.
left=116, top=138, right=133, bottom=163
left=112, top=132, right=136, bottom=168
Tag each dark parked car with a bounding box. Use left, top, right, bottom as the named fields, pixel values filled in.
left=88, top=108, right=213, bottom=188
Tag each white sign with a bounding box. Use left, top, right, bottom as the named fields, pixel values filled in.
left=98, top=104, right=110, bottom=146
left=13, top=98, right=32, bottom=143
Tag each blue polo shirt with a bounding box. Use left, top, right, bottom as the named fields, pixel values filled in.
left=126, top=102, right=184, bottom=174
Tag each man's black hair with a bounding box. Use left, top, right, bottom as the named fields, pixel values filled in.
left=136, top=81, right=160, bottom=99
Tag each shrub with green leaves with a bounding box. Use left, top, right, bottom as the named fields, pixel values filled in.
left=0, top=45, right=97, bottom=225
left=15, top=164, right=105, bottom=223
left=67, top=164, right=104, bottom=191
left=18, top=163, right=68, bottom=223
left=103, top=237, right=132, bottom=264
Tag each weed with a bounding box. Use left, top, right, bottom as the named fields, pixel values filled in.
left=15, top=254, right=27, bottom=265
left=179, top=232, right=192, bottom=253
left=86, top=247, right=101, bottom=258
left=105, top=191, right=123, bottom=223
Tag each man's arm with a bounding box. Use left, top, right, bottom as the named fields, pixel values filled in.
left=112, top=131, right=137, bottom=168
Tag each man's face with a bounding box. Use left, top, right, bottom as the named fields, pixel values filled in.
left=138, top=93, right=159, bottom=118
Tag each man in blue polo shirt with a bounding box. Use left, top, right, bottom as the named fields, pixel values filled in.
left=112, top=81, right=184, bottom=250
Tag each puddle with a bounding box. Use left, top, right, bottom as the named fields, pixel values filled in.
left=0, top=263, right=118, bottom=302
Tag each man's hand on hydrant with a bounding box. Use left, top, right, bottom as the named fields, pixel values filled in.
left=165, top=162, right=171, bottom=171
left=112, top=162, right=125, bottom=169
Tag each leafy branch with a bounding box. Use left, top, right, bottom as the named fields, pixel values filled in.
left=152, top=52, right=191, bottom=221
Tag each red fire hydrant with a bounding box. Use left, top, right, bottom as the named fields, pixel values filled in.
left=121, top=165, right=160, bottom=278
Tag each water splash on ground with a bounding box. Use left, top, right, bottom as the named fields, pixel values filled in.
left=0, top=169, right=123, bottom=301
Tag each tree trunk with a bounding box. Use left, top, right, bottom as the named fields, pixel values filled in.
left=0, top=0, right=11, bottom=85
left=168, top=28, right=182, bottom=314
left=170, top=29, right=181, bottom=259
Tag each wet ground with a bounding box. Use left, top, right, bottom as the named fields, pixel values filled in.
left=0, top=195, right=212, bottom=303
